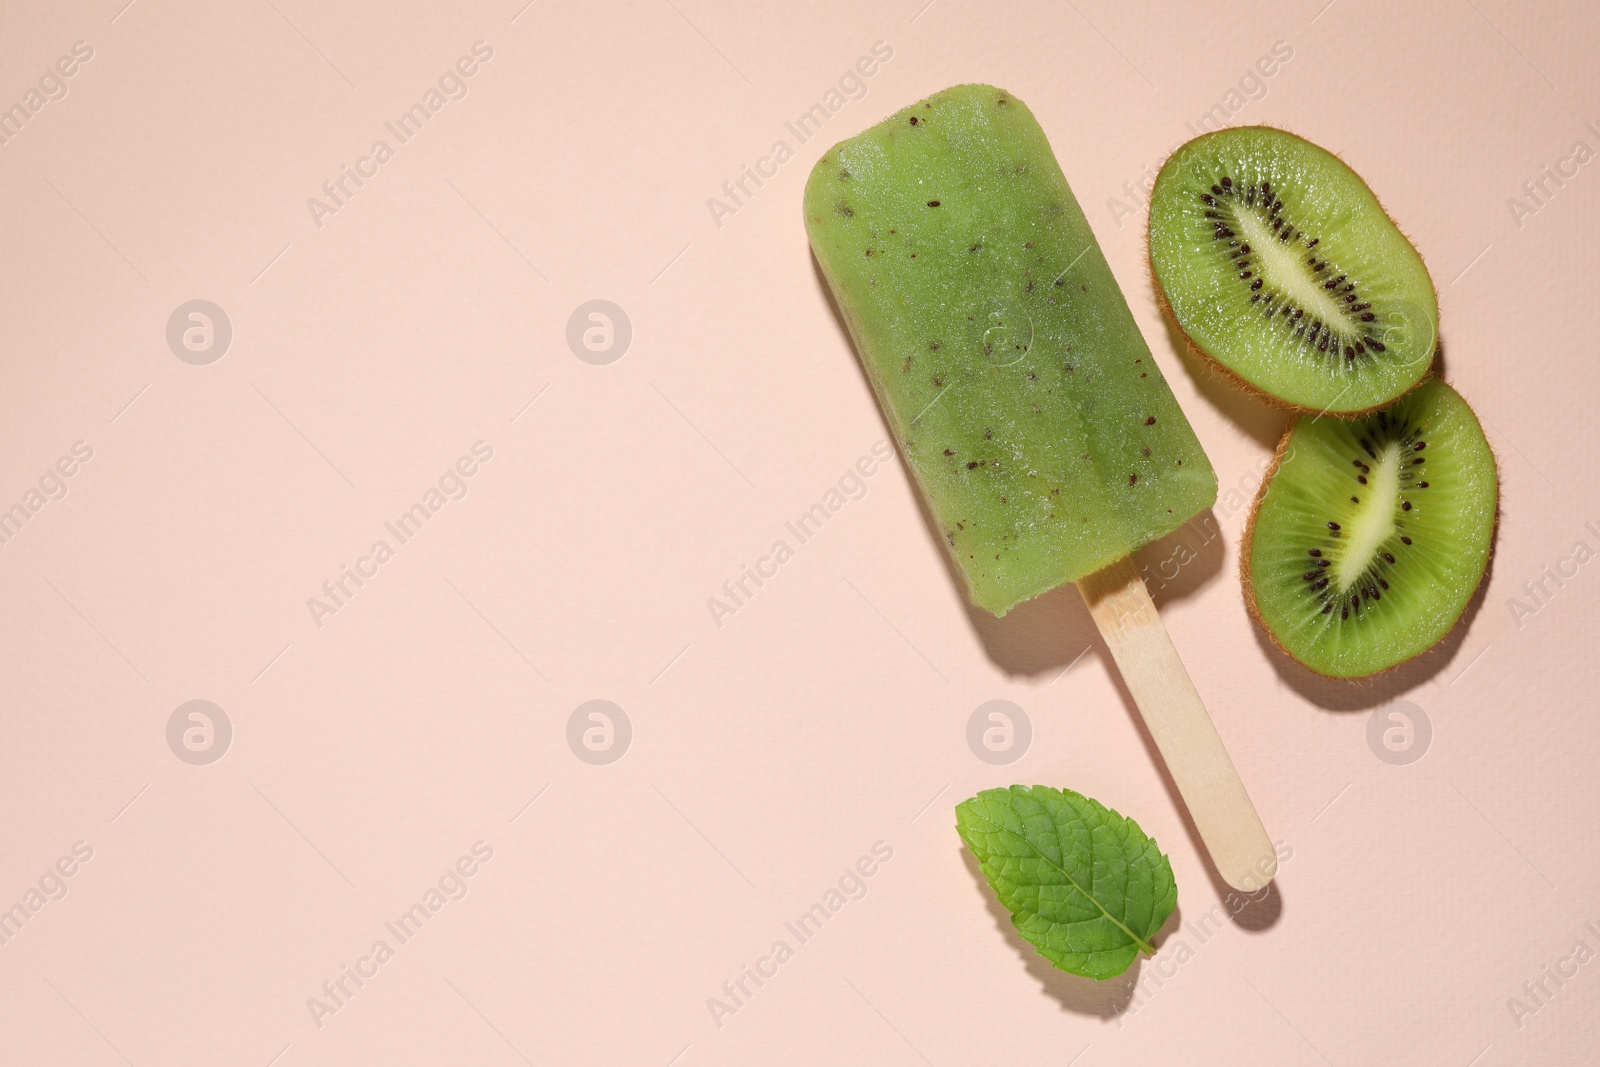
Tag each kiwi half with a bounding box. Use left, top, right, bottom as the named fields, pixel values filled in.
left=1149, top=127, right=1437, bottom=415
left=1244, top=378, right=1496, bottom=678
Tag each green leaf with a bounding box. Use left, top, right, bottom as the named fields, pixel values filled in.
left=956, top=784, right=1177, bottom=980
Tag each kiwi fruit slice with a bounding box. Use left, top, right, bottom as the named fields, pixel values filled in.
left=1244, top=378, right=1496, bottom=678
left=1149, top=127, right=1438, bottom=415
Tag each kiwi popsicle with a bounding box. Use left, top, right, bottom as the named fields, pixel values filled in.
left=806, top=84, right=1275, bottom=890
left=805, top=84, right=1215, bottom=614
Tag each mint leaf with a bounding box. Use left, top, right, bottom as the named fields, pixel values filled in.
left=956, top=784, right=1177, bottom=980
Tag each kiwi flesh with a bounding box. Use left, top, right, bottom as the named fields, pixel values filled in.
left=1244, top=378, right=1496, bottom=678
left=1149, top=127, right=1437, bottom=415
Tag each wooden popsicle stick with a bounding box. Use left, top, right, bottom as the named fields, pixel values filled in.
left=1077, top=556, right=1276, bottom=893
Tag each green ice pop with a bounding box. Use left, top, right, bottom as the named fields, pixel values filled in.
left=805, top=85, right=1276, bottom=893
left=805, top=84, right=1217, bottom=615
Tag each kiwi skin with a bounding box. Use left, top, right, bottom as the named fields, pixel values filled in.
left=1147, top=125, right=1439, bottom=419
left=1239, top=376, right=1500, bottom=680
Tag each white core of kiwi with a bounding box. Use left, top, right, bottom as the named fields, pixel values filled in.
left=1232, top=209, right=1354, bottom=329
left=1332, top=440, right=1400, bottom=590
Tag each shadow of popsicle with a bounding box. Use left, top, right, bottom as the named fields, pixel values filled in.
left=960, top=583, right=1096, bottom=677
left=1137, top=509, right=1228, bottom=611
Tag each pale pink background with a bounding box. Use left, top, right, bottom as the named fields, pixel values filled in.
left=2, top=0, right=1596, bottom=1063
